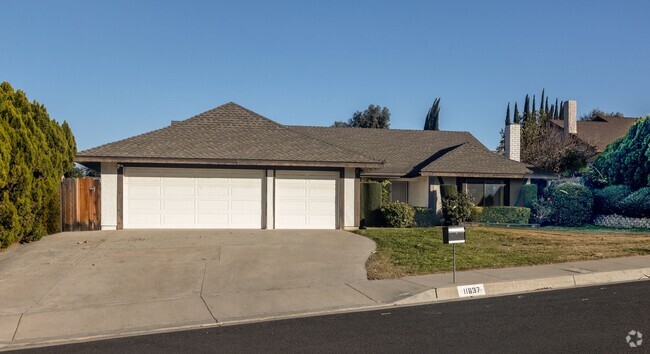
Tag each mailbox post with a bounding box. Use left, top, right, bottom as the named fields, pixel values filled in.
left=442, top=226, right=466, bottom=283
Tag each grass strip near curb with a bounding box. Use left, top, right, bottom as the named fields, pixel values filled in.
left=357, top=226, right=650, bottom=280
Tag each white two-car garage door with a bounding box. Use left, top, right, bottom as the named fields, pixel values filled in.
left=275, top=170, right=338, bottom=229
left=123, top=167, right=263, bottom=229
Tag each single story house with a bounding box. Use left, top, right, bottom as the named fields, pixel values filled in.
left=76, top=102, right=532, bottom=230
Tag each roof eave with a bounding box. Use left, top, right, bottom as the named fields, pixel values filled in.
left=75, top=155, right=383, bottom=169
left=419, top=171, right=532, bottom=179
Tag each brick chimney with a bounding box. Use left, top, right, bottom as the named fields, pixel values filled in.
left=505, top=123, right=521, bottom=162
left=563, top=100, right=577, bottom=138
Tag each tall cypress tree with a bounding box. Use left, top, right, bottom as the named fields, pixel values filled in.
left=554, top=98, right=560, bottom=120
left=540, top=89, right=545, bottom=113
left=513, top=102, right=520, bottom=124
left=545, top=96, right=549, bottom=116
left=523, top=95, right=530, bottom=122
left=423, top=98, right=441, bottom=131
left=505, top=102, right=511, bottom=125
left=532, top=95, right=537, bottom=117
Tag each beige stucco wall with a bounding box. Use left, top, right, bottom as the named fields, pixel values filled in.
left=344, top=168, right=356, bottom=228
left=100, top=162, right=118, bottom=230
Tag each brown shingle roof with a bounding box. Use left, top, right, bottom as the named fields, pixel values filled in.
left=290, top=126, right=532, bottom=177
left=76, top=102, right=382, bottom=168
left=551, top=116, right=638, bottom=153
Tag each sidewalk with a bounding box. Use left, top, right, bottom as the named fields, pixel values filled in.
left=2, top=255, right=649, bottom=351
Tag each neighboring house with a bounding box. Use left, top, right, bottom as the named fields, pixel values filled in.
left=550, top=101, right=638, bottom=159
left=76, top=102, right=532, bottom=230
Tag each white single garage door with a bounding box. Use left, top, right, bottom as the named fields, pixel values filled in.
left=275, top=170, right=337, bottom=229
left=123, top=167, right=263, bottom=229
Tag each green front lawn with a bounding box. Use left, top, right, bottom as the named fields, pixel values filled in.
left=356, top=226, right=650, bottom=279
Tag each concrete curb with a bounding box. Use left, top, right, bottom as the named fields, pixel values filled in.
left=395, top=267, right=650, bottom=305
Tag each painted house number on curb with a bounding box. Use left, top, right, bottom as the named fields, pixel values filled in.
left=457, top=284, right=486, bottom=298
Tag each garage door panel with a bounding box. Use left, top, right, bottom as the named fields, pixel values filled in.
left=277, top=201, right=307, bottom=212
left=128, top=199, right=161, bottom=211
left=163, top=214, right=195, bottom=225
left=128, top=185, right=161, bottom=196
left=124, top=167, right=263, bottom=229
left=198, top=186, right=229, bottom=197
left=231, top=200, right=261, bottom=212
left=308, top=188, right=335, bottom=198
left=275, top=171, right=337, bottom=229
left=309, top=201, right=335, bottom=212
left=128, top=213, right=162, bottom=226
left=197, top=200, right=229, bottom=211
left=231, top=186, right=261, bottom=197
left=162, top=200, right=195, bottom=211
left=163, top=185, right=195, bottom=197
left=277, top=187, right=307, bottom=198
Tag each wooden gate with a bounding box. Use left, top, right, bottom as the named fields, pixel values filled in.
left=60, top=177, right=101, bottom=231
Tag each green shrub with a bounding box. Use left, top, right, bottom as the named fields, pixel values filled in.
left=361, top=182, right=384, bottom=227
left=413, top=207, right=435, bottom=227
left=381, top=180, right=391, bottom=205
left=442, top=192, right=474, bottom=225
left=547, top=183, right=593, bottom=226
left=469, top=206, right=484, bottom=222
left=381, top=201, right=415, bottom=228
left=592, top=185, right=631, bottom=215
left=440, top=184, right=457, bottom=198
left=521, top=184, right=538, bottom=208
left=530, top=198, right=554, bottom=225
left=0, top=82, right=76, bottom=248
left=619, top=187, right=650, bottom=218
left=479, top=207, right=531, bottom=224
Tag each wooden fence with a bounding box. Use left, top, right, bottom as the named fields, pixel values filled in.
left=60, top=177, right=101, bottom=231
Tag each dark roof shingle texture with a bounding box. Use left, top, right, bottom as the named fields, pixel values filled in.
left=78, top=103, right=380, bottom=166
left=290, top=126, right=532, bottom=177
left=551, top=116, right=638, bottom=153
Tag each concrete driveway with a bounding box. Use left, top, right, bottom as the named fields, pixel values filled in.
left=0, top=230, right=378, bottom=344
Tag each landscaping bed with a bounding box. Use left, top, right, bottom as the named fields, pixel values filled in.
left=357, top=226, right=650, bottom=280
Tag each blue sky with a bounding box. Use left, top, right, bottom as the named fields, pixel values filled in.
left=2, top=0, right=649, bottom=151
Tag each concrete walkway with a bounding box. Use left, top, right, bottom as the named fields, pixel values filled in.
left=0, top=230, right=649, bottom=350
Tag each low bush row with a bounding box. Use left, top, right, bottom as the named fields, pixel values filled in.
left=592, top=185, right=650, bottom=218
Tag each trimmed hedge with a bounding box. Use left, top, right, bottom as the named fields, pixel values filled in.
left=547, top=182, right=593, bottom=226
left=414, top=207, right=435, bottom=227
left=479, top=207, right=531, bottom=224
left=592, top=185, right=631, bottom=215
left=381, top=201, right=415, bottom=228
left=442, top=192, right=474, bottom=225
left=360, top=182, right=384, bottom=227
left=470, top=206, right=484, bottom=222
left=440, top=184, right=457, bottom=198
left=521, top=184, right=538, bottom=209
left=619, top=187, right=650, bottom=218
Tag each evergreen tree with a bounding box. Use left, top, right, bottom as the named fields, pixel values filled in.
left=532, top=95, right=537, bottom=116
left=540, top=89, right=545, bottom=113
left=554, top=98, right=560, bottom=120
left=0, top=82, right=76, bottom=247
left=559, top=101, right=565, bottom=120
left=505, top=102, right=511, bottom=125
left=513, top=102, right=520, bottom=124
left=423, top=98, right=441, bottom=131
left=523, top=95, right=530, bottom=122
left=544, top=96, right=550, bottom=117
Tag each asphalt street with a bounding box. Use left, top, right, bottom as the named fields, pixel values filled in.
left=16, top=281, right=650, bottom=353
